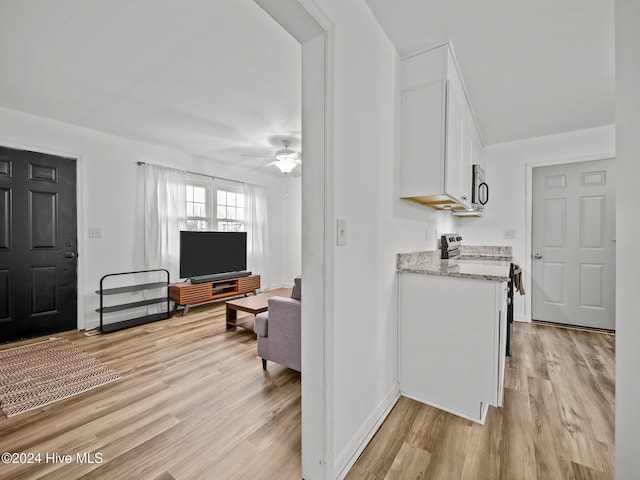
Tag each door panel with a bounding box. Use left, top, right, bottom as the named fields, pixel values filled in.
left=544, top=174, right=566, bottom=189
left=543, top=197, right=566, bottom=247
left=0, top=146, right=77, bottom=343
left=580, top=263, right=604, bottom=309
left=0, top=269, right=8, bottom=319
left=0, top=188, right=10, bottom=248
left=532, top=159, right=615, bottom=329
left=580, top=196, right=605, bottom=248
left=30, top=191, right=59, bottom=248
left=29, top=163, right=58, bottom=182
left=31, top=265, right=58, bottom=314
left=542, top=262, right=565, bottom=304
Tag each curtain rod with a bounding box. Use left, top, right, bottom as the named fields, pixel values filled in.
left=136, top=161, right=261, bottom=187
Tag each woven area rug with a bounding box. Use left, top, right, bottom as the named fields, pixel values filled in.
left=0, top=338, right=121, bottom=418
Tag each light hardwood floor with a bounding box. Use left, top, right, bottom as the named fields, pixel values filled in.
left=0, top=302, right=301, bottom=480
left=347, top=322, right=615, bottom=480
left=0, top=311, right=614, bottom=480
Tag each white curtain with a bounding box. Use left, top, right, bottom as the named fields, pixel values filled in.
left=143, top=164, right=186, bottom=281
left=244, top=184, right=269, bottom=289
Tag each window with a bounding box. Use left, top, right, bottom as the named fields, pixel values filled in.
left=185, top=179, right=245, bottom=232
left=186, top=183, right=209, bottom=231
left=216, top=188, right=245, bottom=232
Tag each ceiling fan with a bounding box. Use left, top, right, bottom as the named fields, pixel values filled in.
left=269, top=139, right=301, bottom=174
left=243, top=138, right=302, bottom=175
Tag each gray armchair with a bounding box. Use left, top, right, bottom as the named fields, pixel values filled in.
left=254, top=278, right=301, bottom=372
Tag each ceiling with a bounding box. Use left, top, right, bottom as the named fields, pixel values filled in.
left=366, top=0, right=615, bottom=144
left=0, top=0, right=615, bottom=164
left=0, top=0, right=301, bottom=170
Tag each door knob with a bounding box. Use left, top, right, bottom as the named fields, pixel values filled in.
left=65, top=252, right=77, bottom=259
left=533, top=253, right=542, bottom=259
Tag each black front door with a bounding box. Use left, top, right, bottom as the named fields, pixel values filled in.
left=0, top=146, right=78, bottom=343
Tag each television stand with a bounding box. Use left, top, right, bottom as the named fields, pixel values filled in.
left=170, top=274, right=260, bottom=315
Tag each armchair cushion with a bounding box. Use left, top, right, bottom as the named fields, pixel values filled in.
left=253, top=295, right=301, bottom=372
left=254, top=311, right=269, bottom=337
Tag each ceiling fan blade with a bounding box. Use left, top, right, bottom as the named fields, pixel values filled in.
left=248, top=161, right=278, bottom=171
left=241, top=154, right=272, bottom=158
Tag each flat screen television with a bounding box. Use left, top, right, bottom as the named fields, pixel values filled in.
left=179, top=231, right=247, bottom=279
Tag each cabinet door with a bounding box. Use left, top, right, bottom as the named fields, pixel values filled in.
left=461, top=114, right=474, bottom=207
left=445, top=80, right=471, bottom=208
left=471, top=126, right=484, bottom=170
left=401, top=81, right=447, bottom=198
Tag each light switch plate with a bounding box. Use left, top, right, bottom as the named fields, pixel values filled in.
left=337, top=219, right=347, bottom=246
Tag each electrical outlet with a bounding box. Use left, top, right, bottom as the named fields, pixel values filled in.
left=503, top=228, right=516, bottom=239
left=88, top=227, right=102, bottom=238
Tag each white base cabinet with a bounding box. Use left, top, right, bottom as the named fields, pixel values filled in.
left=399, top=273, right=507, bottom=424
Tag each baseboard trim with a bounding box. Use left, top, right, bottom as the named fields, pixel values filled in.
left=334, top=385, right=400, bottom=479
left=514, top=313, right=528, bottom=323
left=85, top=320, right=99, bottom=331
left=532, top=319, right=615, bottom=334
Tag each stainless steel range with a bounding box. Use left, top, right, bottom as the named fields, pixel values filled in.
left=440, top=233, right=462, bottom=259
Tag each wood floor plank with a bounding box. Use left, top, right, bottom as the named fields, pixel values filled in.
left=420, top=416, right=472, bottom=480
left=153, top=473, right=177, bottom=480
left=383, top=442, right=430, bottom=480
left=568, top=329, right=616, bottom=406
left=542, top=328, right=614, bottom=467
left=459, top=406, right=503, bottom=480
left=521, top=327, right=551, bottom=380
left=347, top=464, right=378, bottom=480
left=345, top=396, right=421, bottom=479
left=528, top=376, right=574, bottom=479
left=499, top=387, right=537, bottom=480
left=572, top=461, right=609, bottom=480
left=405, top=404, right=448, bottom=453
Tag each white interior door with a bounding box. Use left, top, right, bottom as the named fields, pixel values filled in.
left=532, top=159, right=615, bottom=330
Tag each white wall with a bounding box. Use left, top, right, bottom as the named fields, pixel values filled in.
left=456, top=125, right=615, bottom=322
left=281, top=175, right=302, bottom=281
left=615, top=0, right=640, bottom=476
left=0, top=106, right=300, bottom=330
left=302, top=1, right=459, bottom=477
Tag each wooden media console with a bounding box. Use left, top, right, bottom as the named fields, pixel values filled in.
left=170, top=274, right=260, bottom=315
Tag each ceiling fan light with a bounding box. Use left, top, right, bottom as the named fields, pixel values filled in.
left=275, top=158, right=298, bottom=174
left=275, top=148, right=297, bottom=161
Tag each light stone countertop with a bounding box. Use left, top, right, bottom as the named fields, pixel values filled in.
left=397, top=247, right=512, bottom=282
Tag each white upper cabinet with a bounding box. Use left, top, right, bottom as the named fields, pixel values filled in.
left=400, top=43, right=483, bottom=211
